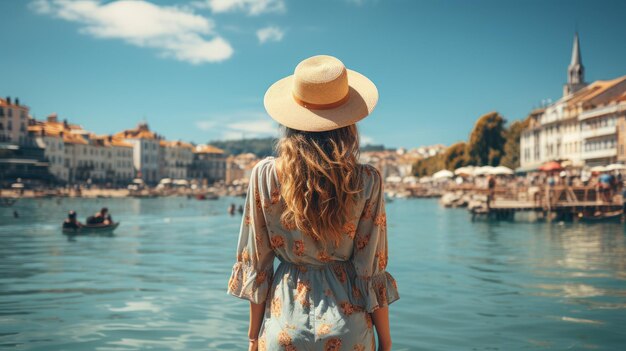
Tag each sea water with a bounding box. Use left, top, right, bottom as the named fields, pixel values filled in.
left=1, top=197, right=625, bottom=350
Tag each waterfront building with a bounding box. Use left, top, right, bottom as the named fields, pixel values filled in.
left=0, top=96, right=30, bottom=145
left=27, top=114, right=71, bottom=182
left=189, top=144, right=227, bottom=185
left=520, top=33, right=626, bottom=170
left=28, top=114, right=135, bottom=184
left=159, top=140, right=194, bottom=180
left=106, top=135, right=135, bottom=183
left=87, top=135, right=134, bottom=184
left=0, top=143, right=51, bottom=185
left=115, top=122, right=161, bottom=184
left=225, top=153, right=258, bottom=184
left=0, top=96, right=29, bottom=145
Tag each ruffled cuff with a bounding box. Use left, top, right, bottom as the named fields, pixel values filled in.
left=354, top=271, right=399, bottom=313
left=227, top=261, right=273, bottom=304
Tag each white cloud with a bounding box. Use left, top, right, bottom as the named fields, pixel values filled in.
left=202, top=0, right=286, bottom=15
left=30, top=0, right=233, bottom=64
left=196, top=120, right=218, bottom=131
left=256, top=26, right=284, bottom=44
left=196, top=111, right=278, bottom=140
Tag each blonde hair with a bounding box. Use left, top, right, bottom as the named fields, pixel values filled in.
left=276, top=125, right=363, bottom=246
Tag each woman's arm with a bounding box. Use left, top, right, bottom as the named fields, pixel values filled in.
left=371, top=306, right=392, bottom=351
left=248, top=301, right=266, bottom=351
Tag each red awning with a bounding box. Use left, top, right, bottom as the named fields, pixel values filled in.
left=539, top=161, right=563, bottom=172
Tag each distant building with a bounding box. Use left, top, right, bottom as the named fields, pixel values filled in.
left=28, top=114, right=134, bottom=184
left=520, top=33, right=626, bottom=170
left=225, top=153, right=258, bottom=184
left=0, top=96, right=29, bottom=145
left=115, top=122, right=161, bottom=184
left=190, top=144, right=227, bottom=185
left=160, top=140, right=194, bottom=180
left=28, top=114, right=70, bottom=182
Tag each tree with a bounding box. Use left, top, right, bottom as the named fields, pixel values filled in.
left=467, top=111, right=506, bottom=166
left=500, top=117, right=530, bottom=169
left=443, top=142, right=470, bottom=170
left=412, top=153, right=445, bottom=176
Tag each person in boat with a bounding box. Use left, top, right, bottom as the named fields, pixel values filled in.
left=63, top=210, right=82, bottom=230
left=86, top=207, right=113, bottom=225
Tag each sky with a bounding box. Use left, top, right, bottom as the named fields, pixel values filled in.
left=2, top=0, right=626, bottom=149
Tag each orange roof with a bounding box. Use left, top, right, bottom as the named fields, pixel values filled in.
left=566, top=75, right=626, bottom=107
left=63, top=132, right=88, bottom=145
left=160, top=140, right=194, bottom=149
left=194, top=144, right=224, bottom=154
left=110, top=137, right=133, bottom=148
left=115, top=123, right=158, bottom=140
left=0, top=97, right=29, bottom=110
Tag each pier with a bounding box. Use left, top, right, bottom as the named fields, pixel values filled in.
left=469, top=185, right=624, bottom=221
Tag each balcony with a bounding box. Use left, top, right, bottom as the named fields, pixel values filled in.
left=579, top=103, right=626, bottom=121
left=582, top=148, right=617, bottom=160
left=581, top=125, right=616, bottom=140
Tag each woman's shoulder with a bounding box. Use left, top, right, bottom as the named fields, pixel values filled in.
left=358, top=163, right=383, bottom=199
left=358, top=163, right=382, bottom=184
left=251, top=156, right=278, bottom=185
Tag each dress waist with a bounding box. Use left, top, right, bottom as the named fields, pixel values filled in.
left=277, top=257, right=352, bottom=269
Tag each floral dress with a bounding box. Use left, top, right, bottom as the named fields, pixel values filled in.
left=227, top=157, right=399, bottom=351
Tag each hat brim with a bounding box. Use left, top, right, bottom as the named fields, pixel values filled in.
left=264, top=69, right=378, bottom=132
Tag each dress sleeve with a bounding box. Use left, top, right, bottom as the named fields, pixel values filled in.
left=227, top=160, right=275, bottom=304
left=352, top=166, right=399, bottom=313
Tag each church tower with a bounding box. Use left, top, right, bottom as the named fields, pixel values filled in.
left=563, top=32, right=587, bottom=96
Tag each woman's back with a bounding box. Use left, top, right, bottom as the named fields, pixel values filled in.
left=228, top=157, right=398, bottom=350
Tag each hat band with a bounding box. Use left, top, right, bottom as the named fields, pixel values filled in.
left=292, top=91, right=350, bottom=110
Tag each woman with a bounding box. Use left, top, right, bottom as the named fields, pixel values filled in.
left=228, top=55, right=399, bottom=351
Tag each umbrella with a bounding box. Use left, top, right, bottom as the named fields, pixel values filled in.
left=490, top=166, right=514, bottom=175
left=539, top=161, right=563, bottom=172
left=432, top=169, right=454, bottom=180
left=419, top=176, right=432, bottom=184
left=159, top=178, right=172, bottom=184
left=606, top=164, right=626, bottom=171
left=454, top=166, right=475, bottom=176
left=173, top=179, right=189, bottom=186
left=590, top=165, right=607, bottom=173
left=473, top=166, right=494, bottom=176
left=385, top=176, right=402, bottom=183
left=11, top=183, right=24, bottom=189
left=402, top=176, right=419, bottom=184
left=132, top=178, right=145, bottom=184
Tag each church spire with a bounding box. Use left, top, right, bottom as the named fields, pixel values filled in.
left=564, top=32, right=587, bottom=96
left=570, top=32, right=582, bottom=66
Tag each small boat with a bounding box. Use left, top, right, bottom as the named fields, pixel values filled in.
left=62, top=222, right=120, bottom=234
left=578, top=210, right=623, bottom=223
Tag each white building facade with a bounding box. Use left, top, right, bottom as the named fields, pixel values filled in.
left=520, top=33, right=626, bottom=170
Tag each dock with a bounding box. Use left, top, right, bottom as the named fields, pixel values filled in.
left=447, top=185, right=625, bottom=221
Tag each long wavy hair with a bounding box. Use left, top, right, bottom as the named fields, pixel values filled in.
left=276, top=125, right=363, bottom=246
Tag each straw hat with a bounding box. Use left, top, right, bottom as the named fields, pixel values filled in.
left=264, top=55, right=378, bottom=132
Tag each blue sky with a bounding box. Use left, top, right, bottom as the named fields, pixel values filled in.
left=2, top=0, right=626, bottom=148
